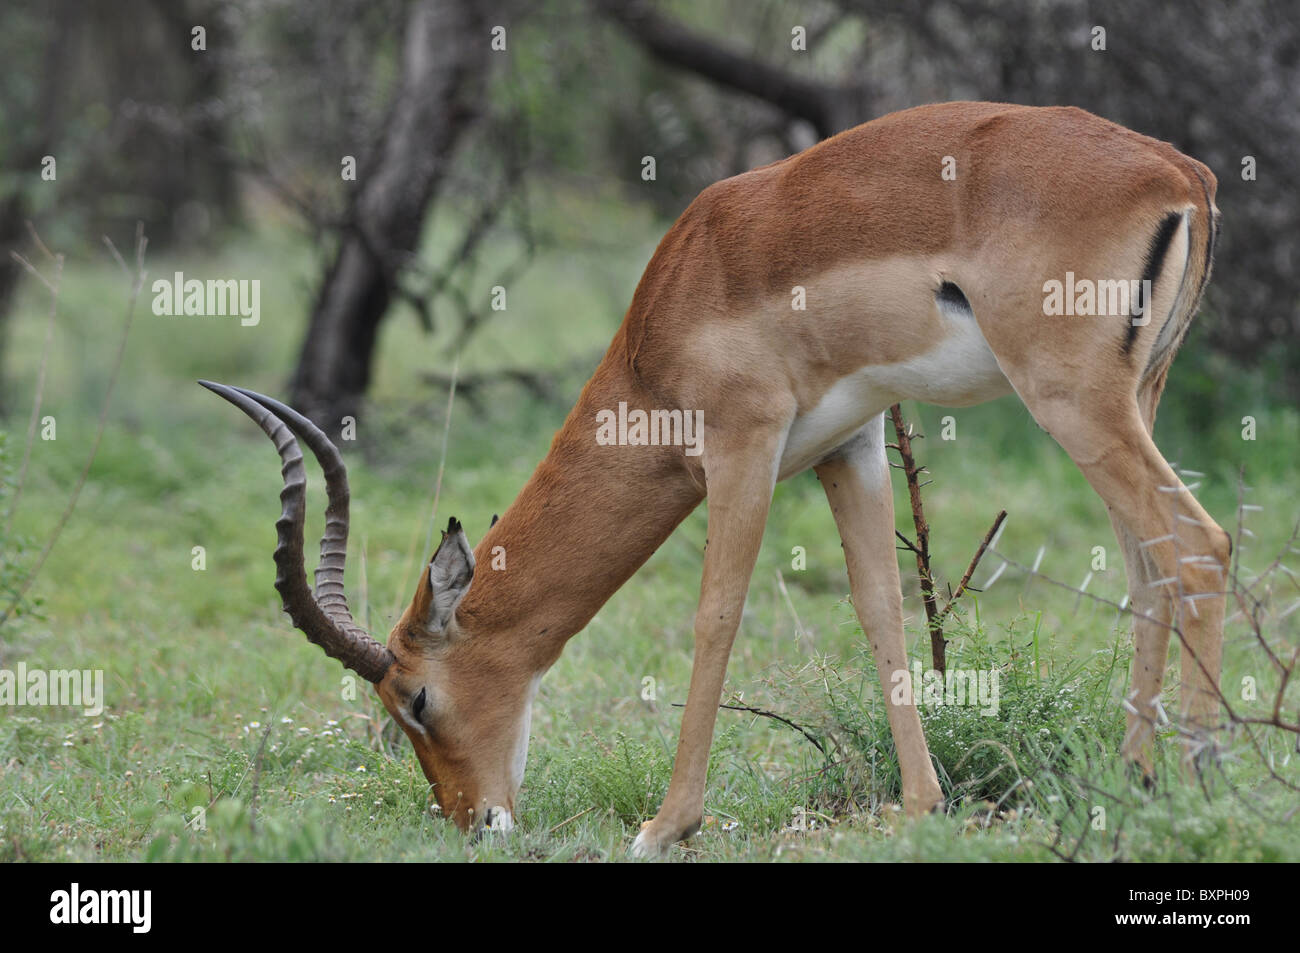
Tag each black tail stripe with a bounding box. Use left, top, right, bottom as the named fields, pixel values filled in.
left=1125, top=212, right=1183, bottom=355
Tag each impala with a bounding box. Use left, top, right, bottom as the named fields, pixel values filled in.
left=204, top=101, right=1226, bottom=858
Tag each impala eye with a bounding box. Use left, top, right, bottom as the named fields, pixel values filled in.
left=412, top=687, right=427, bottom=719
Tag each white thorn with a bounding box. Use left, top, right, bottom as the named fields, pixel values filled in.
left=989, top=518, right=1009, bottom=551
left=983, top=560, right=1008, bottom=589
left=1179, top=555, right=1224, bottom=574
left=1140, top=534, right=1176, bottom=548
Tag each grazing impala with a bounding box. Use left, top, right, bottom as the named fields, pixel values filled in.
left=205, top=102, right=1226, bottom=857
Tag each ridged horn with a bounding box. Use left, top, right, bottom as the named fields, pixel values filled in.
left=199, top=380, right=395, bottom=682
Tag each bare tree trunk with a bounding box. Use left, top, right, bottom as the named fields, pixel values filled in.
left=289, top=0, right=494, bottom=431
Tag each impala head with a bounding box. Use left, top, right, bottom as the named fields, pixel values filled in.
left=376, top=514, right=540, bottom=833
left=200, top=381, right=533, bottom=835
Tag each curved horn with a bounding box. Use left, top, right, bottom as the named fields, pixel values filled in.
left=229, top=385, right=361, bottom=632
left=199, top=380, right=394, bottom=682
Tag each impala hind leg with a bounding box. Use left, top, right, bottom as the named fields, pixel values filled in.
left=1107, top=509, right=1174, bottom=776
left=1103, top=379, right=1177, bottom=776
left=1037, top=399, right=1228, bottom=772
left=631, top=429, right=785, bottom=858
left=815, top=417, right=944, bottom=816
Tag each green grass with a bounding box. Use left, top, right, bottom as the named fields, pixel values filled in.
left=1, top=202, right=1297, bottom=862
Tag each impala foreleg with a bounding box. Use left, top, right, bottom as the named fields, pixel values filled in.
left=631, top=430, right=784, bottom=858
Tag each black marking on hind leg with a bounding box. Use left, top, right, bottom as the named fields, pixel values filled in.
left=935, top=280, right=973, bottom=318
left=1125, top=212, right=1183, bottom=356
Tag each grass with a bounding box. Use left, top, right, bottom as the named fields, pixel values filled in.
left=1, top=199, right=1297, bottom=862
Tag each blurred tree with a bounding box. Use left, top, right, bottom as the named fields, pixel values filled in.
left=0, top=1, right=73, bottom=363
left=0, top=0, right=239, bottom=250
left=596, top=0, right=871, bottom=139
left=287, top=0, right=499, bottom=430
left=0, top=0, right=238, bottom=410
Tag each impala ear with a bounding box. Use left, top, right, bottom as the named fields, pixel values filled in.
left=423, top=517, right=475, bottom=635
left=490, top=513, right=499, bottom=528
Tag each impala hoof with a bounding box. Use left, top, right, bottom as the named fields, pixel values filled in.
left=630, top=813, right=700, bottom=858
left=630, top=827, right=664, bottom=859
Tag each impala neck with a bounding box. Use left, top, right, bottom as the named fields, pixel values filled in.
left=455, top=332, right=703, bottom=667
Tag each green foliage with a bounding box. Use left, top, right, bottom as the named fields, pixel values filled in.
left=527, top=730, right=672, bottom=829
left=802, top=611, right=1127, bottom=810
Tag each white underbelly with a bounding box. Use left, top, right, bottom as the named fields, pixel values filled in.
left=778, top=320, right=1012, bottom=479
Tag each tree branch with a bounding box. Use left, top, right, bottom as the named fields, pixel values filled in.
left=592, top=0, right=867, bottom=137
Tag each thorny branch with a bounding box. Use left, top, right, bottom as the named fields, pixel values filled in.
left=671, top=699, right=827, bottom=756
left=888, top=403, right=1006, bottom=672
